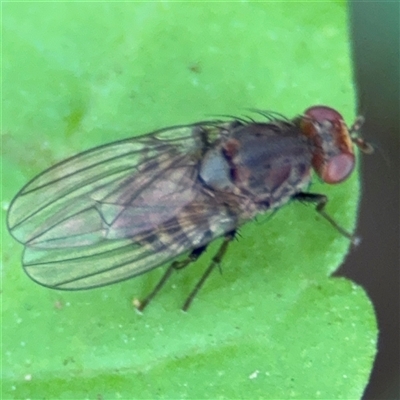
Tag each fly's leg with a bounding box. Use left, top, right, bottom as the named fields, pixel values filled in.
left=182, top=231, right=236, bottom=312
left=293, top=192, right=360, bottom=245
left=136, top=245, right=207, bottom=311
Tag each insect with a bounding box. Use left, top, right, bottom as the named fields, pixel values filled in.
left=7, top=106, right=373, bottom=311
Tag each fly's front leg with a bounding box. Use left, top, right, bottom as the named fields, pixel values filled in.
left=136, top=245, right=207, bottom=312
left=293, top=192, right=360, bottom=245
left=182, top=231, right=236, bottom=312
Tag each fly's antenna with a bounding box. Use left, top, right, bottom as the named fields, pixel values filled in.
left=349, top=116, right=374, bottom=154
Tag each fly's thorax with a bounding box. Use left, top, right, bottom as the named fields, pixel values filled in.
left=299, top=106, right=356, bottom=184
left=199, top=121, right=313, bottom=211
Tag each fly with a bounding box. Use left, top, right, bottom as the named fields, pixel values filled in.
left=7, top=106, right=373, bottom=311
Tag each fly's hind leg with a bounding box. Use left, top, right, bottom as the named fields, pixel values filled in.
left=293, top=192, right=360, bottom=245
left=182, top=231, right=236, bottom=311
left=136, top=245, right=207, bottom=312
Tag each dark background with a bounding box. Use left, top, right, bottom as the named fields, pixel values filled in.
left=341, top=2, right=399, bottom=399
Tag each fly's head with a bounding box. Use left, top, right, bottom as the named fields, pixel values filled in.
left=298, top=106, right=373, bottom=185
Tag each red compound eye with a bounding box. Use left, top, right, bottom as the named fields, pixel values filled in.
left=321, top=152, right=355, bottom=184
left=301, top=105, right=355, bottom=184
left=304, top=105, right=344, bottom=124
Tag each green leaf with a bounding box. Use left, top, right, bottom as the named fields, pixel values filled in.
left=2, top=2, right=377, bottom=399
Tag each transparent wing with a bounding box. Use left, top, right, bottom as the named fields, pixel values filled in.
left=7, top=124, right=237, bottom=289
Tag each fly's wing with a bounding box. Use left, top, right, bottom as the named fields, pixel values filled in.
left=7, top=123, right=237, bottom=289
